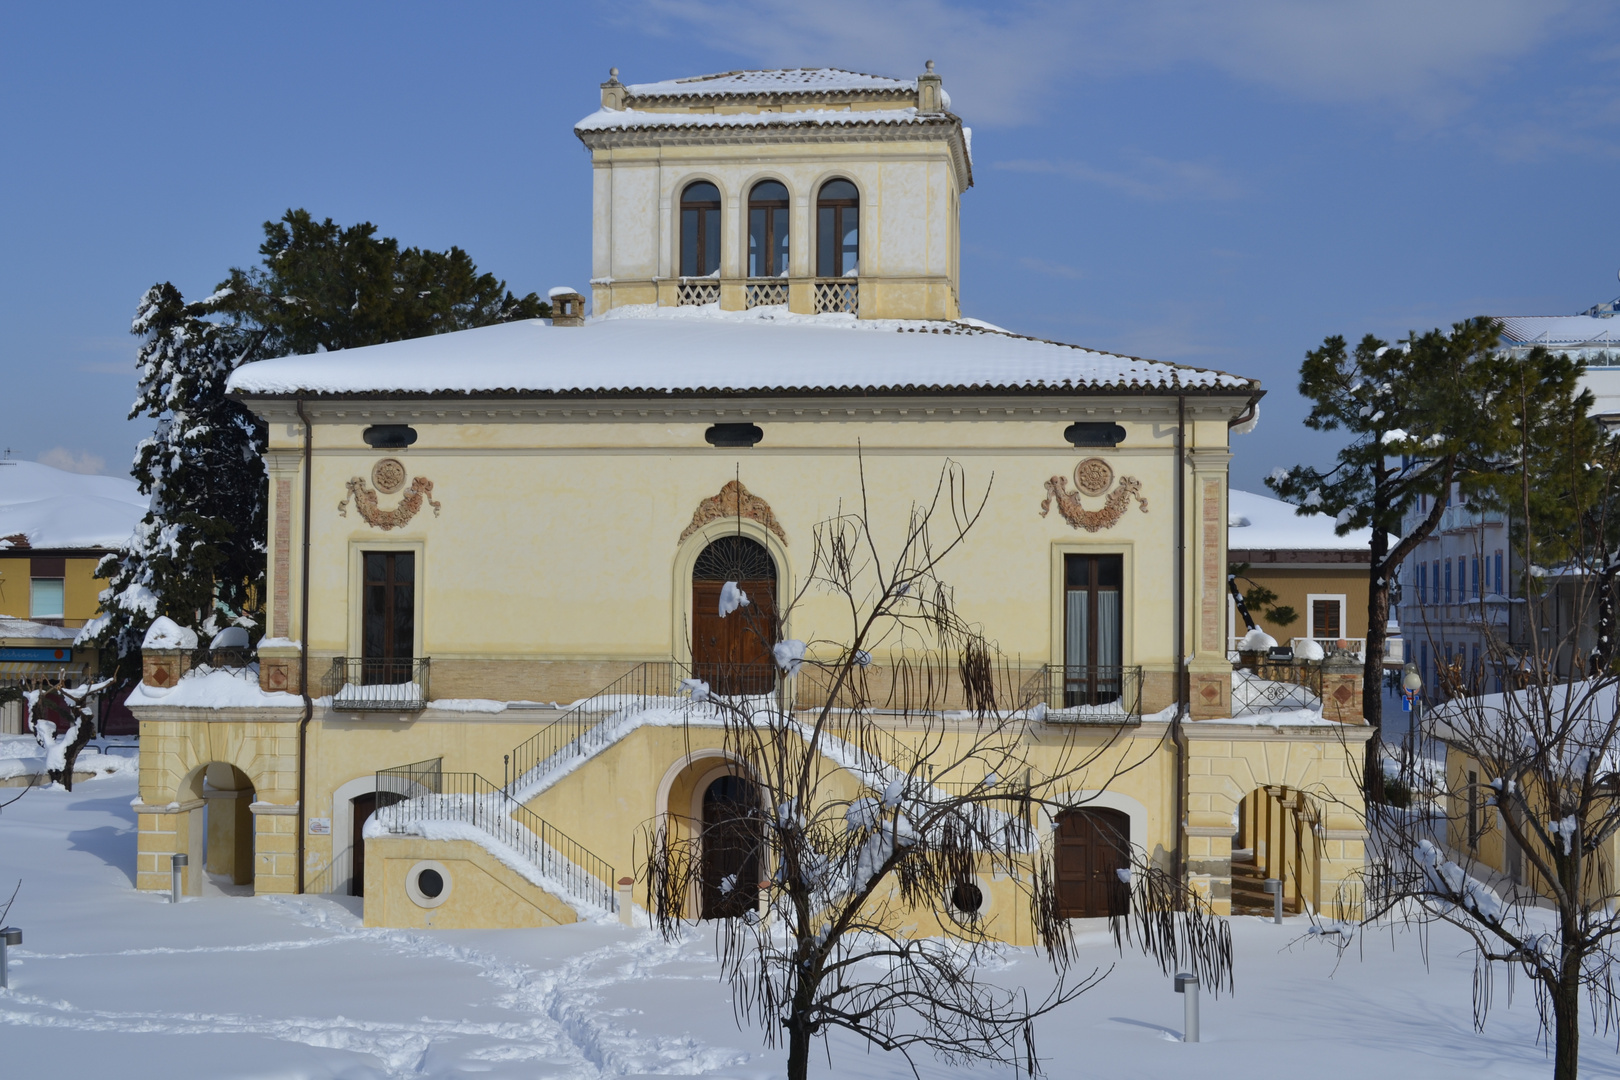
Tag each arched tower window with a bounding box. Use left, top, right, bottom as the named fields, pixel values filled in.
left=816, top=179, right=859, bottom=278
left=747, top=180, right=790, bottom=278
left=680, top=181, right=721, bottom=277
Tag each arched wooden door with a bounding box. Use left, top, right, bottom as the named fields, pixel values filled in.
left=692, top=535, right=777, bottom=695
left=1053, top=807, right=1131, bottom=918
left=700, top=775, right=762, bottom=919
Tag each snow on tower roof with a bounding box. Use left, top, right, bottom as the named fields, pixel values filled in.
left=225, top=305, right=1258, bottom=400
left=0, top=460, right=147, bottom=551
left=575, top=105, right=936, bottom=135
left=625, top=68, right=918, bottom=98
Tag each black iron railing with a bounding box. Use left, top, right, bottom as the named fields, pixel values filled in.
left=1022, top=665, right=1144, bottom=723
left=1231, top=660, right=1322, bottom=715
left=504, top=661, right=781, bottom=796
left=374, top=758, right=617, bottom=912
left=323, top=657, right=431, bottom=711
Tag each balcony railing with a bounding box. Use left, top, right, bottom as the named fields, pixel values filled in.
left=1232, top=660, right=1322, bottom=715
left=814, top=279, right=858, bottom=314
left=675, top=278, right=720, bottom=306
left=323, top=657, right=431, bottom=711
left=744, top=278, right=789, bottom=308
left=1020, top=665, right=1144, bottom=724
left=375, top=758, right=617, bottom=912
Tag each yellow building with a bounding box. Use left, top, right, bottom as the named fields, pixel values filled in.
left=128, top=66, right=1370, bottom=933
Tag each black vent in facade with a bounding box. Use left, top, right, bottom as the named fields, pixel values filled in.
left=1064, top=422, right=1126, bottom=447
left=363, top=424, right=418, bottom=449
left=705, top=423, right=764, bottom=447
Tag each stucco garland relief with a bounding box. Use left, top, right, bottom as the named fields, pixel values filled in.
left=337, top=460, right=442, bottom=531
left=1040, top=458, right=1148, bottom=532
left=679, top=480, right=787, bottom=545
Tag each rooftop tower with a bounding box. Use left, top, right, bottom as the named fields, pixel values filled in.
left=574, top=64, right=971, bottom=321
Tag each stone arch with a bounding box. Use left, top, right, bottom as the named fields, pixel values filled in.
left=653, top=749, right=762, bottom=920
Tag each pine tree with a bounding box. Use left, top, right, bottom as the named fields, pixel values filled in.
left=212, top=209, right=549, bottom=354
left=80, top=283, right=268, bottom=667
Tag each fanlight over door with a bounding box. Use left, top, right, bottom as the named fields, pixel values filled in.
left=691, top=535, right=777, bottom=695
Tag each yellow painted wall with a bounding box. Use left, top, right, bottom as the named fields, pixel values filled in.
left=1231, top=566, right=1373, bottom=644
left=0, top=553, right=106, bottom=627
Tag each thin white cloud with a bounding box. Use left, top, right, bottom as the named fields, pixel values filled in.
left=624, top=0, right=1588, bottom=127
left=997, top=156, right=1245, bottom=201
left=1017, top=256, right=1087, bottom=280
left=38, top=447, right=109, bottom=476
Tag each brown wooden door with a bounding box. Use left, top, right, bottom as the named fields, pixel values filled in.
left=1053, top=808, right=1131, bottom=918
left=701, top=776, right=761, bottom=919
left=350, top=791, right=402, bottom=897
left=691, top=536, right=778, bottom=696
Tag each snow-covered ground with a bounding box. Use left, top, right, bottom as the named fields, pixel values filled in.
left=1, top=771, right=1615, bottom=1079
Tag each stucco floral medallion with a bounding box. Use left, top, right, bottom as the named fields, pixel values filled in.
left=1039, top=458, right=1148, bottom=533
left=679, top=479, right=787, bottom=545
left=338, top=465, right=442, bottom=531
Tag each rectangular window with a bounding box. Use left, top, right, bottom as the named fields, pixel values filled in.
left=1495, top=552, right=1504, bottom=595
left=1310, top=596, right=1343, bottom=639
left=362, top=551, right=414, bottom=684
left=1472, top=556, right=1480, bottom=599
left=1421, top=641, right=1430, bottom=688
left=29, top=577, right=65, bottom=619
left=1419, top=563, right=1428, bottom=605
left=1444, top=561, right=1452, bottom=604
left=1063, top=554, right=1123, bottom=707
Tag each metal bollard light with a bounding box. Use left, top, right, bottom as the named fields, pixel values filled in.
left=1174, top=972, right=1200, bottom=1043
left=1263, top=877, right=1283, bottom=923
left=0, top=927, right=21, bottom=989
left=171, top=853, right=188, bottom=904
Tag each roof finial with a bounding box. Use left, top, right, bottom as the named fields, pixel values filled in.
left=609, top=67, right=620, bottom=82
left=925, top=59, right=935, bottom=73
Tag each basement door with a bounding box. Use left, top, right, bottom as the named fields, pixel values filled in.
left=349, top=791, right=402, bottom=897
left=1053, top=807, right=1131, bottom=918
left=691, top=535, right=777, bottom=695
left=700, top=775, right=762, bottom=920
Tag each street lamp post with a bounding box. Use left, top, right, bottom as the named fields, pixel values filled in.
left=1401, top=662, right=1424, bottom=793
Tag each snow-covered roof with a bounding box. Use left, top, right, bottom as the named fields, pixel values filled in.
left=624, top=69, right=917, bottom=98
left=0, top=460, right=147, bottom=551
left=1228, top=489, right=1389, bottom=553
left=225, top=305, right=1258, bottom=399
left=1497, top=315, right=1620, bottom=348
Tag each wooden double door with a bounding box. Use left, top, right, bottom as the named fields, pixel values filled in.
left=691, top=536, right=778, bottom=696
left=700, top=775, right=762, bottom=919
left=1053, top=808, right=1131, bottom=918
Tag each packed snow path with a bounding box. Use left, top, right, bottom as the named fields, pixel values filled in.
left=2, top=773, right=1617, bottom=1078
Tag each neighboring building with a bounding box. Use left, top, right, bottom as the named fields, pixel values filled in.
left=0, top=459, right=147, bottom=629
left=0, top=460, right=146, bottom=731
left=1399, top=291, right=1620, bottom=694
left=127, top=66, right=1369, bottom=931
left=1227, top=488, right=1398, bottom=665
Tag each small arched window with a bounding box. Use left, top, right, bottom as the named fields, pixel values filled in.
left=747, top=180, right=790, bottom=278
left=680, top=181, right=721, bottom=277
left=817, top=179, right=859, bottom=278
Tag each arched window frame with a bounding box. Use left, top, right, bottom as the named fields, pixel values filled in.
left=679, top=181, right=722, bottom=278
left=747, top=179, right=791, bottom=278
left=816, top=178, right=860, bottom=279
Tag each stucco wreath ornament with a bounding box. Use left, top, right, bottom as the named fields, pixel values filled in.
left=338, top=459, right=442, bottom=530
left=1039, top=458, right=1148, bottom=532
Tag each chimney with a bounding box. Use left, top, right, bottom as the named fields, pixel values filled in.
left=917, top=60, right=943, bottom=113
left=549, top=288, right=587, bottom=327
left=600, top=67, right=626, bottom=110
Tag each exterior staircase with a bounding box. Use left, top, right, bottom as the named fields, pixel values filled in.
left=1230, top=850, right=1301, bottom=916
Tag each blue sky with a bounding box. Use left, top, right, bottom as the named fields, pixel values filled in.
left=3, top=1, right=1619, bottom=491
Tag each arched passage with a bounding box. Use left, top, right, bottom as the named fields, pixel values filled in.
left=1232, top=786, right=1319, bottom=915
left=691, top=534, right=778, bottom=695
left=200, top=763, right=255, bottom=891
left=1053, top=807, right=1130, bottom=918
left=701, top=774, right=762, bottom=920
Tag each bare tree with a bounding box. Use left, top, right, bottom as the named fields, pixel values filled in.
left=1358, top=349, right=1620, bottom=1080
left=646, top=459, right=1232, bottom=1079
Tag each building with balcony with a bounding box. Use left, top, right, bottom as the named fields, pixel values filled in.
left=126, top=65, right=1369, bottom=933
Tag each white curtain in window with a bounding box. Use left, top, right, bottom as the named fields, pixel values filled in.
left=1065, top=591, right=1088, bottom=673
left=1097, top=591, right=1121, bottom=670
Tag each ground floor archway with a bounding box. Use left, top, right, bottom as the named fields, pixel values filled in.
left=700, top=774, right=762, bottom=920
